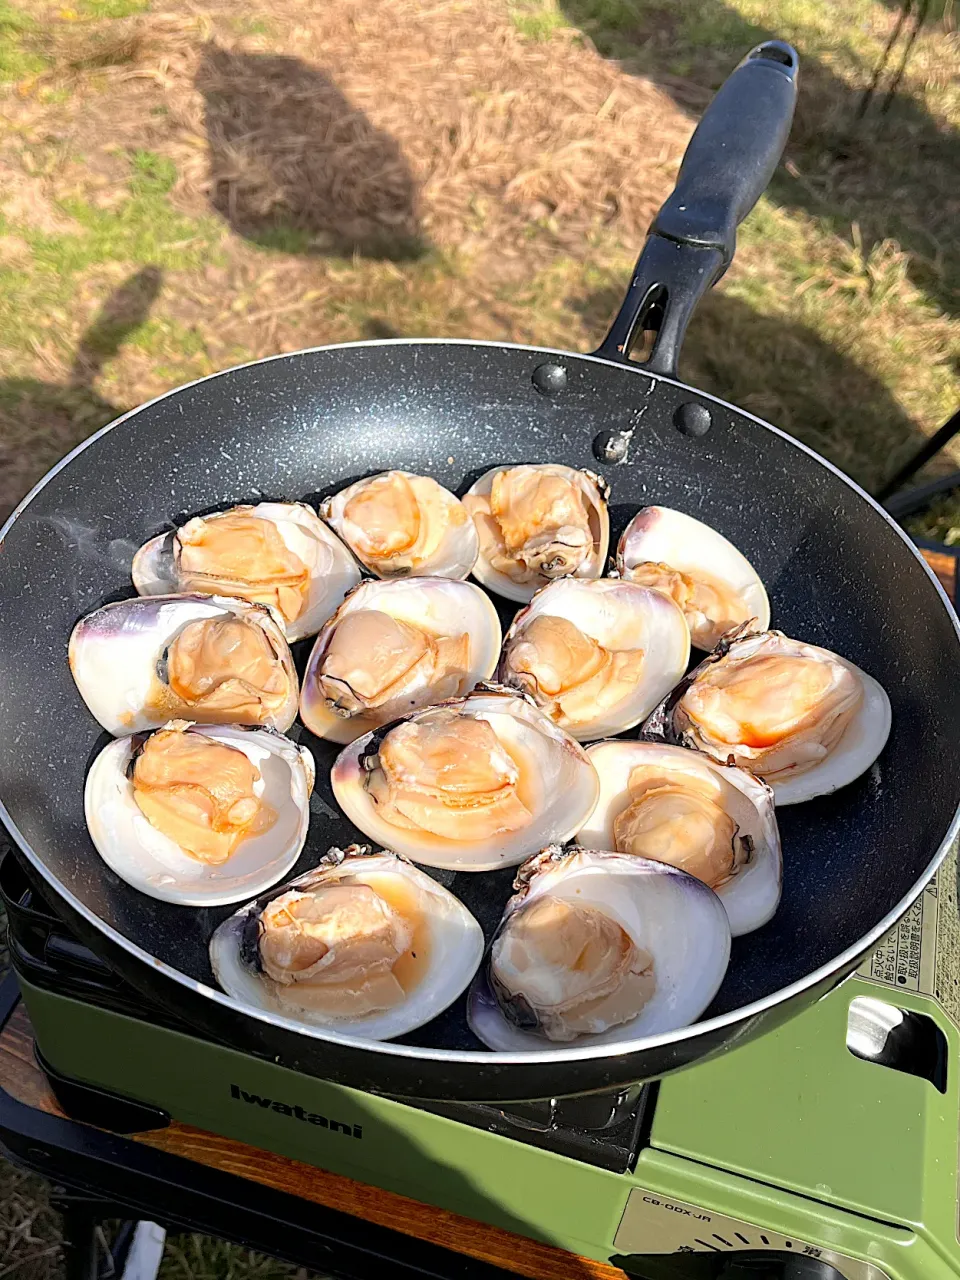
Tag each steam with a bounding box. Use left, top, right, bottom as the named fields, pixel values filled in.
left=44, top=516, right=141, bottom=574
left=39, top=515, right=144, bottom=614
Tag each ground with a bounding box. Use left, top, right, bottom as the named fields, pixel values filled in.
left=0, top=0, right=958, bottom=1273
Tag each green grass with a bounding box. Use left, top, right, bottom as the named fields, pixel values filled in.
left=0, top=0, right=49, bottom=81
left=907, top=494, right=960, bottom=545
left=129, top=149, right=177, bottom=196
left=249, top=225, right=316, bottom=255
left=228, top=14, right=275, bottom=37
left=73, top=0, right=151, bottom=15
left=0, top=151, right=222, bottom=359
left=509, top=0, right=567, bottom=40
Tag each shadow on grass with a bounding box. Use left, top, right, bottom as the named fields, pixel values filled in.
left=196, top=45, right=428, bottom=262
left=560, top=0, right=960, bottom=323
left=0, top=268, right=161, bottom=523
left=574, top=283, right=926, bottom=492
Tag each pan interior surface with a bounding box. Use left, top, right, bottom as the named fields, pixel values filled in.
left=1, top=341, right=958, bottom=1064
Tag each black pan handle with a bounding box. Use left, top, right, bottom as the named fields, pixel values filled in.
left=594, top=40, right=799, bottom=378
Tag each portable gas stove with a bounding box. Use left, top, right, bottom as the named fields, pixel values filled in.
left=2, top=835, right=959, bottom=1280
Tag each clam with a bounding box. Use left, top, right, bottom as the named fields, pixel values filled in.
left=300, top=578, right=501, bottom=744
left=132, top=502, right=360, bottom=642
left=321, top=472, right=478, bottom=580
left=497, top=578, right=689, bottom=741
left=331, top=689, right=600, bottom=871
left=85, top=720, right=314, bottom=905
left=467, top=846, right=730, bottom=1050
left=210, top=845, right=483, bottom=1041
left=578, top=742, right=781, bottom=935
left=617, top=506, right=770, bottom=650
left=69, top=594, right=298, bottom=735
left=644, top=627, right=892, bottom=805
left=463, top=464, right=609, bottom=602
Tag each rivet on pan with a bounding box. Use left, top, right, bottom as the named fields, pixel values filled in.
left=674, top=402, right=712, bottom=437
left=593, top=428, right=632, bottom=464
left=532, top=363, right=567, bottom=396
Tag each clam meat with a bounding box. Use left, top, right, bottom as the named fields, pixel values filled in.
left=463, top=464, right=609, bottom=602
left=578, top=741, right=781, bottom=935
left=85, top=720, right=314, bottom=905
left=210, top=845, right=483, bottom=1040
left=617, top=506, right=770, bottom=650
left=300, top=577, right=501, bottom=744
left=497, top=578, right=690, bottom=740
left=132, top=502, right=360, bottom=641
left=331, top=689, right=600, bottom=871
left=644, top=628, right=892, bottom=805
left=321, top=471, right=478, bottom=580
left=70, top=594, right=298, bottom=735
left=467, top=846, right=730, bottom=1050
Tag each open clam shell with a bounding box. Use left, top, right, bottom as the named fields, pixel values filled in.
left=69, top=594, right=299, bottom=735
left=463, top=464, right=609, bottom=603
left=578, top=741, right=781, bottom=935
left=467, top=846, right=731, bottom=1051
left=132, top=502, right=360, bottom=642
left=497, top=578, right=690, bottom=741
left=85, top=722, right=314, bottom=906
left=300, top=577, right=501, bottom=744
left=643, top=627, right=892, bottom=806
left=210, top=845, right=484, bottom=1042
left=331, top=689, right=600, bottom=871
left=617, top=506, right=770, bottom=650
left=321, top=471, right=479, bottom=580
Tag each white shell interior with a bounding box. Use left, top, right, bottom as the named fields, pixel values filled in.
left=772, top=669, right=892, bottom=805
left=617, top=506, right=770, bottom=647
left=322, top=472, right=479, bottom=579
left=300, top=577, right=502, bottom=744
left=465, top=465, right=610, bottom=603
left=69, top=594, right=299, bottom=736
left=330, top=693, right=601, bottom=871
left=209, top=852, right=484, bottom=1041
left=84, top=725, right=314, bottom=906
left=467, top=849, right=731, bottom=1051
left=674, top=632, right=894, bottom=806
left=131, top=502, right=361, bottom=641
left=499, top=578, right=690, bottom=740
left=578, top=741, right=781, bottom=935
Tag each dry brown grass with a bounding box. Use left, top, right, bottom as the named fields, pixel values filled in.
left=0, top=1160, right=62, bottom=1280
left=38, top=0, right=695, bottom=260
left=0, top=0, right=956, bottom=520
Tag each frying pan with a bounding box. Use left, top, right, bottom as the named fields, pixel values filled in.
left=1, top=42, right=958, bottom=1103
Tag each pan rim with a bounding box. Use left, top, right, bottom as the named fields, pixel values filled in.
left=2, top=336, right=959, bottom=1067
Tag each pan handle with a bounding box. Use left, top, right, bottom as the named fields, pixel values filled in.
left=594, top=41, right=798, bottom=379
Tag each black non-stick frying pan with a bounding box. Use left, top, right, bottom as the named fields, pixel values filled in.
left=1, top=42, right=958, bottom=1103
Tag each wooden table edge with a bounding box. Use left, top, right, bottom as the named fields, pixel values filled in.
left=0, top=1003, right=627, bottom=1280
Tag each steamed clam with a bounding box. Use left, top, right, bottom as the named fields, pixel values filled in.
left=300, top=577, right=501, bottom=744
left=331, top=689, right=600, bottom=871
left=467, top=846, right=730, bottom=1050
left=645, top=628, right=892, bottom=805
left=617, top=506, right=770, bottom=650
left=85, top=720, right=314, bottom=905
left=321, top=472, right=478, bottom=580
left=578, top=742, right=781, bottom=935
left=497, top=578, right=689, bottom=741
left=132, top=502, right=360, bottom=641
left=463, top=465, right=609, bottom=602
left=210, top=845, right=483, bottom=1041
left=69, top=594, right=298, bottom=735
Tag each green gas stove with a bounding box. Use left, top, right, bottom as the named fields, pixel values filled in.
left=5, top=844, right=960, bottom=1280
